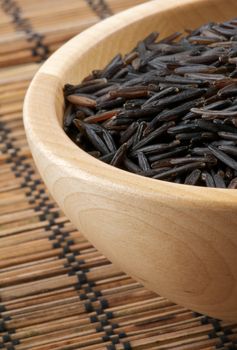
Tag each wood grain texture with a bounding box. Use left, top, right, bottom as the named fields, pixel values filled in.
left=24, top=0, right=237, bottom=321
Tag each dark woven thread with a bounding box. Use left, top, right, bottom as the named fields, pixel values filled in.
left=39, top=169, right=130, bottom=347
left=1, top=123, right=130, bottom=348
left=0, top=120, right=72, bottom=346
left=0, top=298, right=19, bottom=349
left=193, top=313, right=237, bottom=349
left=0, top=123, right=59, bottom=223
left=73, top=261, right=130, bottom=347
left=0, top=122, right=62, bottom=228
left=47, top=211, right=131, bottom=348
left=0, top=0, right=49, bottom=61
left=0, top=121, right=112, bottom=344
left=0, top=122, right=235, bottom=350
left=85, top=0, right=113, bottom=19
left=107, top=344, right=132, bottom=350
left=0, top=123, right=65, bottom=240
left=59, top=224, right=131, bottom=347
left=0, top=302, right=7, bottom=335
left=50, top=225, right=131, bottom=348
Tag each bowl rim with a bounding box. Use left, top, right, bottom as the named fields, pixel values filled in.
left=23, top=0, right=237, bottom=207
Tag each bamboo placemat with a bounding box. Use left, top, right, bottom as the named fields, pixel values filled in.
left=0, top=1, right=237, bottom=349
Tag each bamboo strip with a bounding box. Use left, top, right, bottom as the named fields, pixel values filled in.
left=0, top=2, right=237, bottom=350
left=0, top=101, right=24, bottom=115
left=0, top=0, right=150, bottom=68
left=0, top=220, right=49, bottom=237
left=0, top=81, right=29, bottom=93
left=10, top=310, right=195, bottom=342
left=0, top=224, right=75, bottom=248
left=0, top=63, right=39, bottom=84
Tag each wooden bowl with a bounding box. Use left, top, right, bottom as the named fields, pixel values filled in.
left=24, top=0, right=237, bottom=321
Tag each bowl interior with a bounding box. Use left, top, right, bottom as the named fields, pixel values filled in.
left=57, top=0, right=236, bottom=87
left=43, top=0, right=237, bottom=125
left=24, top=0, right=237, bottom=205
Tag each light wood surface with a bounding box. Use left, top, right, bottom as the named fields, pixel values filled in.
left=24, top=0, right=237, bottom=321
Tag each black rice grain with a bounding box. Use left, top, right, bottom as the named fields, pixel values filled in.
left=63, top=17, right=237, bottom=188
